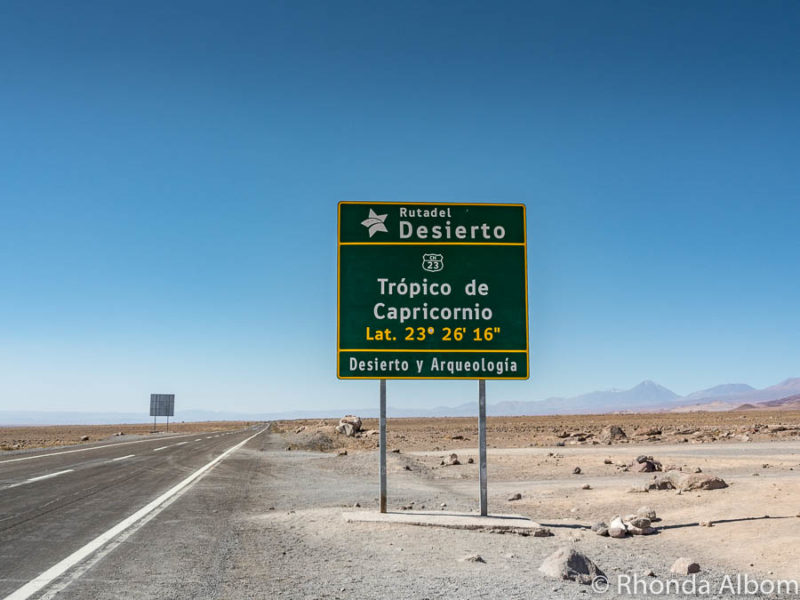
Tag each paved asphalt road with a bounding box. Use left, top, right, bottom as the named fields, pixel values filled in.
left=0, top=426, right=268, bottom=599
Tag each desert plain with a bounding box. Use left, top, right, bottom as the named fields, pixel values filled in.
left=4, top=411, right=800, bottom=598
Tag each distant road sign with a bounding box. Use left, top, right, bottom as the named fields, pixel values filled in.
left=337, top=202, right=529, bottom=380
left=149, top=394, right=175, bottom=417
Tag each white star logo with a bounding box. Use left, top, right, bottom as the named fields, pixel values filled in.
left=361, top=209, right=388, bottom=237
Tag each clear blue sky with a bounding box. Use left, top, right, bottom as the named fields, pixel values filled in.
left=1, top=1, right=799, bottom=414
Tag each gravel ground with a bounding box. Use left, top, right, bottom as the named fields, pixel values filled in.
left=53, top=429, right=800, bottom=599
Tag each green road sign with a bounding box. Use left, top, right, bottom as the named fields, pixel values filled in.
left=337, top=202, right=529, bottom=379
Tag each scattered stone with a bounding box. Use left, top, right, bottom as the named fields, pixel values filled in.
left=637, top=506, right=657, bottom=521
left=403, top=465, right=411, bottom=471
left=591, top=521, right=609, bottom=536
left=451, top=435, right=464, bottom=440
left=601, top=425, right=627, bottom=442
left=353, top=502, right=360, bottom=508
left=694, top=467, right=703, bottom=473
left=699, top=520, right=713, bottom=527
left=440, top=503, right=447, bottom=509
left=581, top=484, right=592, bottom=490
left=538, top=547, right=606, bottom=585
left=508, top=492, right=522, bottom=502
left=603, top=458, right=613, bottom=464
left=391, top=448, right=401, bottom=453
left=608, top=516, right=627, bottom=538
left=670, top=557, right=700, bottom=575
left=467, top=457, right=474, bottom=464
left=447, top=453, right=461, bottom=466
left=335, top=415, right=362, bottom=437
left=532, top=527, right=554, bottom=537
left=460, top=554, right=486, bottom=563
left=337, top=449, right=347, bottom=456
left=294, top=426, right=306, bottom=434
left=643, top=569, right=656, bottom=577
left=556, top=441, right=565, bottom=447
left=80, top=435, right=89, bottom=441
left=572, top=467, right=582, bottom=475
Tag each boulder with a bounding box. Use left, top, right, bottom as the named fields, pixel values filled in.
left=447, top=453, right=461, bottom=466
left=538, top=547, right=605, bottom=585
left=601, top=425, right=627, bottom=442
left=335, top=415, right=362, bottom=436
left=670, top=557, right=700, bottom=575
left=608, top=516, right=627, bottom=538
left=637, top=506, right=657, bottom=521
left=654, top=470, right=728, bottom=491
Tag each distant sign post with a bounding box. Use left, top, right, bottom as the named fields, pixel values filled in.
left=338, top=202, right=529, bottom=515
left=149, top=394, right=175, bottom=432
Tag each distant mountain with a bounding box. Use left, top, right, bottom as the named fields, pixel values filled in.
left=683, top=383, right=755, bottom=401
left=671, top=378, right=800, bottom=412
left=488, top=380, right=680, bottom=416
left=4, top=378, right=800, bottom=425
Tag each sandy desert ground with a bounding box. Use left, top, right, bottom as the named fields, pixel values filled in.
left=265, top=411, right=800, bottom=595
left=5, top=413, right=800, bottom=598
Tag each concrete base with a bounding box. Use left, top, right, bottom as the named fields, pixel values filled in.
left=343, top=510, right=541, bottom=532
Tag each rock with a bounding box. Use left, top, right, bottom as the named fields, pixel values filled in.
left=581, top=484, right=592, bottom=490
left=460, top=554, right=486, bottom=563
left=294, top=426, right=306, bottom=434
left=403, top=465, right=411, bottom=470
left=556, top=441, right=565, bottom=447
left=451, top=435, right=464, bottom=440
left=337, top=449, right=347, bottom=456
left=629, top=524, right=655, bottom=535
left=637, top=506, right=657, bottom=521
left=603, top=458, right=613, bottom=464
left=636, top=455, right=651, bottom=464
left=335, top=423, right=356, bottom=437
left=538, top=547, right=605, bottom=585
left=339, top=415, right=362, bottom=433
left=508, top=492, right=522, bottom=502
left=467, top=457, right=474, bottom=464
left=670, top=557, right=700, bottom=575
left=608, top=516, right=627, bottom=538
left=80, top=435, right=89, bottom=441
left=637, top=460, right=662, bottom=473
left=625, top=516, right=652, bottom=529
left=591, top=521, right=609, bottom=536
left=353, top=502, right=360, bottom=507
left=643, top=569, right=656, bottom=577
left=675, top=471, right=728, bottom=491
left=699, top=520, right=713, bottom=527
left=572, top=466, right=582, bottom=475
left=601, top=425, right=627, bottom=442
left=694, top=467, right=703, bottom=473
left=447, top=453, right=461, bottom=466
left=532, top=527, right=554, bottom=537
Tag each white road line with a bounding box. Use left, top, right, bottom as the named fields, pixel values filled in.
left=175, top=442, right=188, bottom=446
left=0, top=433, right=202, bottom=465
left=3, top=428, right=265, bottom=600
left=4, top=469, right=75, bottom=490
left=110, top=455, right=135, bottom=462
left=194, top=438, right=202, bottom=442
left=152, top=446, right=169, bottom=452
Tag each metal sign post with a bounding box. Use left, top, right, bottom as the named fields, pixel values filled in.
left=337, top=202, right=529, bottom=514
left=479, top=379, right=487, bottom=516
left=380, top=379, right=387, bottom=513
